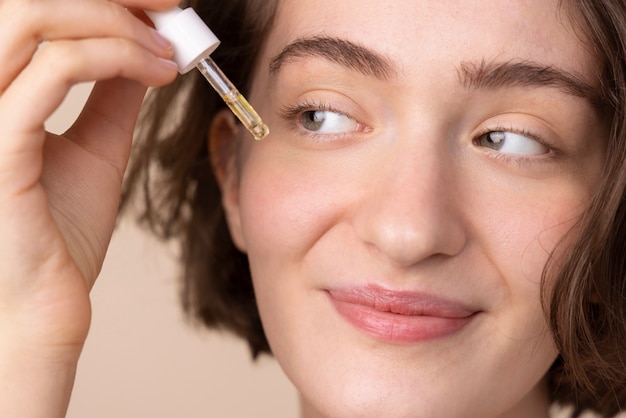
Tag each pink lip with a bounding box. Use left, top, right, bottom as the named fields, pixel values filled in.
left=326, top=285, right=478, bottom=344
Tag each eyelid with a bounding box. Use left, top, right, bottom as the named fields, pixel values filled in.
left=278, top=99, right=370, bottom=136
left=474, top=123, right=562, bottom=156
left=279, top=99, right=347, bottom=120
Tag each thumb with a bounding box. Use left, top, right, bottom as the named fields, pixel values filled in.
left=66, top=78, right=149, bottom=175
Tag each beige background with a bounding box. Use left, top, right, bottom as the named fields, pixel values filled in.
left=46, top=84, right=298, bottom=418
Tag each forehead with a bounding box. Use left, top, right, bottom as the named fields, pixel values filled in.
left=263, top=0, right=597, bottom=83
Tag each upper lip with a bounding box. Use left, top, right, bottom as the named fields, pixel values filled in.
left=326, top=284, right=478, bottom=318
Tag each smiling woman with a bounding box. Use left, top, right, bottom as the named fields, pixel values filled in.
left=0, top=0, right=624, bottom=417
left=121, top=0, right=626, bottom=417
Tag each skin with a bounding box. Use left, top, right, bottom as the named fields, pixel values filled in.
left=216, top=0, right=608, bottom=417
left=0, top=0, right=178, bottom=416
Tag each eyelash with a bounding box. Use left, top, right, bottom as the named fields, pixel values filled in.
left=473, top=124, right=560, bottom=166
left=278, top=100, right=362, bottom=140
left=279, top=99, right=342, bottom=120
left=279, top=100, right=321, bottom=120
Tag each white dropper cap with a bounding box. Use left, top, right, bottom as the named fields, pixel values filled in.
left=146, top=7, right=220, bottom=74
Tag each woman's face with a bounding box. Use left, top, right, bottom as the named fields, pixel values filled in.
left=219, top=0, right=606, bottom=416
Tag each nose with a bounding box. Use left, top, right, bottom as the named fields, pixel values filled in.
left=353, top=139, right=467, bottom=267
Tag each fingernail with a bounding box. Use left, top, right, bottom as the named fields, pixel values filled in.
left=159, top=58, right=179, bottom=71
left=151, top=28, right=173, bottom=50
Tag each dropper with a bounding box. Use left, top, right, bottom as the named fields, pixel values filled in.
left=146, top=7, right=269, bottom=140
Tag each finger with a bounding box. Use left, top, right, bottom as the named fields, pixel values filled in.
left=66, top=78, right=148, bottom=176
left=0, top=0, right=174, bottom=93
left=111, top=0, right=180, bottom=10
left=0, top=38, right=177, bottom=193
left=4, top=37, right=177, bottom=136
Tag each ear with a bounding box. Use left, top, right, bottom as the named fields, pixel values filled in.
left=209, top=109, right=247, bottom=252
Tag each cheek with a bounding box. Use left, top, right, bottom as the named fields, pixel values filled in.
left=471, top=182, right=586, bottom=340
left=237, top=146, right=359, bottom=265
left=465, top=160, right=590, bottom=280
left=238, top=173, right=326, bottom=262
left=501, top=195, right=583, bottom=284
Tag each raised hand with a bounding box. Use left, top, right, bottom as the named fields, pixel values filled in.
left=0, top=1, right=179, bottom=416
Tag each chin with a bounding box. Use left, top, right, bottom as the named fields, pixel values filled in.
left=300, top=390, right=466, bottom=418
left=290, top=359, right=549, bottom=418
left=291, top=363, right=462, bottom=418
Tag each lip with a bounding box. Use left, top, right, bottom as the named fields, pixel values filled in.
left=326, top=285, right=479, bottom=344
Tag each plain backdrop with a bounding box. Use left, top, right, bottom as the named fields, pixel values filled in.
left=45, top=83, right=298, bottom=418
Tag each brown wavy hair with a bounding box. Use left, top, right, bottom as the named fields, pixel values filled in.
left=122, top=0, right=626, bottom=415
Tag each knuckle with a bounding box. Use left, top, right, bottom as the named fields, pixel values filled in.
left=0, top=0, right=25, bottom=15
left=0, top=0, right=31, bottom=30
left=101, top=1, right=127, bottom=24
left=36, top=42, right=81, bottom=82
left=111, top=38, right=136, bottom=61
left=1, top=0, right=49, bottom=45
left=101, top=2, right=139, bottom=37
left=2, top=0, right=41, bottom=26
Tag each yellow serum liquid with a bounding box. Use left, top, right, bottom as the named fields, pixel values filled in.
left=222, top=91, right=270, bottom=141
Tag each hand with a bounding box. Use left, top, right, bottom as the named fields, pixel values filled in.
left=0, top=0, right=179, bottom=416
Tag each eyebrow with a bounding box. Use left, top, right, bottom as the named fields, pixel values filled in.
left=269, top=35, right=396, bottom=80
left=458, top=60, right=606, bottom=109
left=268, top=36, right=605, bottom=110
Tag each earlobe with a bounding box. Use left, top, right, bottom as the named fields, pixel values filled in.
left=208, top=109, right=247, bottom=252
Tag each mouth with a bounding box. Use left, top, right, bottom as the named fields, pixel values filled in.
left=326, top=285, right=479, bottom=344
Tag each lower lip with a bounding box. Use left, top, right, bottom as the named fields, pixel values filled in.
left=328, top=294, right=476, bottom=344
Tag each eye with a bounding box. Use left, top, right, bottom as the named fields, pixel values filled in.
left=301, top=110, right=360, bottom=134
left=476, top=131, right=548, bottom=155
